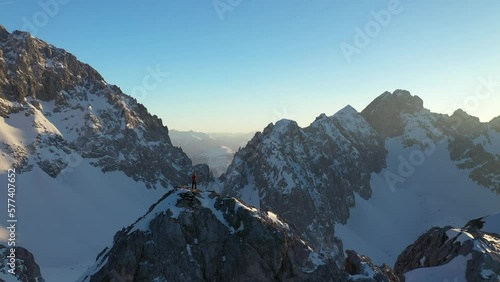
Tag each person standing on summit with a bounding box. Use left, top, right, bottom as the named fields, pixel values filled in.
left=191, top=173, right=198, bottom=190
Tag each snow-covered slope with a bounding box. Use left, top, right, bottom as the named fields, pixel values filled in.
left=0, top=26, right=193, bottom=188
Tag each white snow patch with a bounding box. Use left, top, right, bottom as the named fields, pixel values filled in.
left=404, top=254, right=471, bottom=282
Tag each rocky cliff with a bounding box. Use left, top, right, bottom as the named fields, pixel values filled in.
left=79, top=189, right=399, bottom=282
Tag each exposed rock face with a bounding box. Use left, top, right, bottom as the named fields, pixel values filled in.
left=0, top=26, right=194, bottom=188
left=79, top=189, right=338, bottom=281
left=361, top=90, right=424, bottom=138
left=344, top=250, right=400, bottom=282
left=0, top=28, right=103, bottom=102
left=0, top=245, right=45, bottom=282
left=394, top=213, right=500, bottom=281
left=222, top=106, right=387, bottom=260
left=222, top=89, right=500, bottom=270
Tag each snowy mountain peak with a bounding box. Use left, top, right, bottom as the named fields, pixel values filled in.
left=335, top=104, right=358, bottom=116
left=223, top=100, right=387, bottom=262
left=361, top=90, right=425, bottom=137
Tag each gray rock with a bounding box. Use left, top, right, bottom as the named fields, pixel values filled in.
left=394, top=214, right=500, bottom=281
left=361, top=90, right=424, bottom=138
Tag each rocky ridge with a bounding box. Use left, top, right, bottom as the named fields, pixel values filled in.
left=0, top=244, right=44, bottom=282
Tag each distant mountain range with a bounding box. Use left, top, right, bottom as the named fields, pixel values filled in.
left=0, top=26, right=499, bottom=281
left=169, top=130, right=253, bottom=177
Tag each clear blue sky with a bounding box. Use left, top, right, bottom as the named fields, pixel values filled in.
left=1, top=0, right=500, bottom=132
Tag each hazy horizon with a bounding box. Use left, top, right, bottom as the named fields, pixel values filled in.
left=1, top=1, right=499, bottom=132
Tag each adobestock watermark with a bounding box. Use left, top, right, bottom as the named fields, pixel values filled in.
left=213, top=0, right=244, bottom=21
left=339, top=0, right=404, bottom=64
left=21, top=0, right=72, bottom=36
left=384, top=75, right=498, bottom=192
left=130, top=65, right=170, bottom=102
left=449, top=75, right=498, bottom=129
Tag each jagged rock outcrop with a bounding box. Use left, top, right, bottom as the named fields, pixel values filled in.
left=79, top=189, right=398, bottom=282
left=0, top=26, right=195, bottom=188
left=222, top=106, right=387, bottom=260
left=344, top=250, right=400, bottom=282
left=0, top=245, right=45, bottom=282
left=361, top=90, right=424, bottom=138
left=360, top=90, right=500, bottom=193
left=394, top=213, right=500, bottom=281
